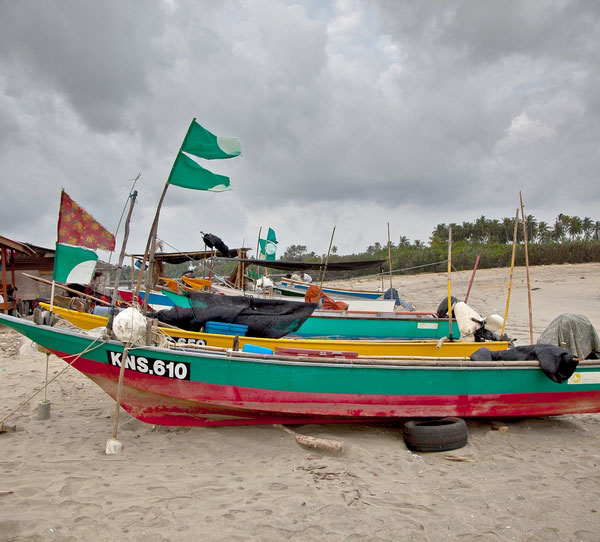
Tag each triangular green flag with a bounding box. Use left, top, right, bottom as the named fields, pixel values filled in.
left=259, top=228, right=278, bottom=261
left=53, top=242, right=98, bottom=283
left=182, top=120, right=241, bottom=160
left=266, top=227, right=277, bottom=244
left=168, top=152, right=231, bottom=192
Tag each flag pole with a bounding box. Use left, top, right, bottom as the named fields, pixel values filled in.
left=520, top=191, right=534, bottom=343
left=255, top=227, right=262, bottom=288
left=135, top=118, right=198, bottom=310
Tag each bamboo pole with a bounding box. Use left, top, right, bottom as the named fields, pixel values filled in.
left=447, top=225, right=453, bottom=341
left=463, top=254, right=480, bottom=303
left=107, top=191, right=137, bottom=333
left=318, top=226, right=336, bottom=288
left=135, top=119, right=197, bottom=309
left=387, top=222, right=393, bottom=291
left=502, top=209, right=520, bottom=337
left=22, top=273, right=116, bottom=307
left=107, top=342, right=133, bottom=453
left=519, top=191, right=534, bottom=343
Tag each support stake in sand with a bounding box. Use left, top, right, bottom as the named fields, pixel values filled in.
left=36, top=352, right=52, bottom=420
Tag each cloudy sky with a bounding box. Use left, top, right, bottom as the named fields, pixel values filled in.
left=1, top=0, right=599, bottom=259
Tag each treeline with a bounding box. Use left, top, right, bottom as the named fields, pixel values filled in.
left=280, top=213, right=600, bottom=279
left=114, top=213, right=600, bottom=284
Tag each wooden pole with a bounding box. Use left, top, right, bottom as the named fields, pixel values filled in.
left=318, top=226, right=336, bottom=288
left=22, top=273, right=116, bottom=307
left=387, top=222, right=393, bottom=291
left=501, top=209, right=520, bottom=337
left=447, top=225, right=453, bottom=341
left=520, top=191, right=534, bottom=343
left=110, top=343, right=133, bottom=441
left=107, top=191, right=137, bottom=332
left=464, top=254, right=480, bottom=303
left=135, top=118, right=197, bottom=308
left=130, top=254, right=135, bottom=290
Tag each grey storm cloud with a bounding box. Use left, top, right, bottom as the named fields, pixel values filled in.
left=1, top=0, right=599, bottom=256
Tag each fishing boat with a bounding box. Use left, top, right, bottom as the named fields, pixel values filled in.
left=1, top=312, right=598, bottom=427
left=39, top=303, right=509, bottom=357
left=119, top=280, right=399, bottom=313
left=157, top=289, right=461, bottom=340
left=277, top=278, right=382, bottom=300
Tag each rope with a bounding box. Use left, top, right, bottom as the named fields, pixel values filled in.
left=0, top=334, right=111, bottom=427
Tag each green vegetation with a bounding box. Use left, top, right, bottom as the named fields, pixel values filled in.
left=117, top=213, right=600, bottom=284
left=281, top=213, right=600, bottom=279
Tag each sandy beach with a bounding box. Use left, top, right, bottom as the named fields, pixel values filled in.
left=1, top=262, right=600, bottom=541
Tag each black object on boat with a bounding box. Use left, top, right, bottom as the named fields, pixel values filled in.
left=151, top=291, right=318, bottom=339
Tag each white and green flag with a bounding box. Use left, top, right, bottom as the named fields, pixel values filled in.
left=167, top=119, right=241, bottom=192
left=53, top=243, right=98, bottom=283
left=259, top=228, right=278, bottom=261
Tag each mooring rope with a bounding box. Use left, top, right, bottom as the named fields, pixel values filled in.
left=0, top=334, right=111, bottom=428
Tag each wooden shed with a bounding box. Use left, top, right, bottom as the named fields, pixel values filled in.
left=0, top=236, right=55, bottom=314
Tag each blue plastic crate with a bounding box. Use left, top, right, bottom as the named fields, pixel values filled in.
left=204, top=321, right=248, bottom=336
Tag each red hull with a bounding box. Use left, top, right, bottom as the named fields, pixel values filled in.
left=60, top=351, right=600, bottom=427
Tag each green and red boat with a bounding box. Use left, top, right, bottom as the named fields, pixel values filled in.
left=2, top=313, right=599, bottom=427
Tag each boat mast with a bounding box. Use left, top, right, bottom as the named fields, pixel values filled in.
left=107, top=190, right=138, bottom=332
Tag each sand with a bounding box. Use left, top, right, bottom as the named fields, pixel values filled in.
left=1, top=262, right=600, bottom=542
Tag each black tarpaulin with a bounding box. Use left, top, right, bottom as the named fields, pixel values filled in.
left=151, top=291, right=317, bottom=339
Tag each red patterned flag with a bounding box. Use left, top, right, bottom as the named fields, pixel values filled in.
left=57, top=190, right=115, bottom=251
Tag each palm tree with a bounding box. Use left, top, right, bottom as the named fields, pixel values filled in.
left=537, top=221, right=551, bottom=243
left=568, top=216, right=583, bottom=240
left=582, top=217, right=593, bottom=240
left=552, top=221, right=566, bottom=242
left=525, top=215, right=538, bottom=243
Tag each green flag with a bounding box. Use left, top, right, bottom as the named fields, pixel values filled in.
left=259, top=228, right=278, bottom=260
left=168, top=152, right=231, bottom=192
left=53, top=243, right=98, bottom=283
left=182, top=119, right=241, bottom=160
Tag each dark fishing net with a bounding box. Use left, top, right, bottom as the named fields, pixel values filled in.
left=151, top=291, right=317, bottom=338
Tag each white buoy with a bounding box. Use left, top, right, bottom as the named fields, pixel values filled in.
left=484, top=314, right=504, bottom=333
left=112, top=307, right=147, bottom=343
left=105, top=438, right=123, bottom=455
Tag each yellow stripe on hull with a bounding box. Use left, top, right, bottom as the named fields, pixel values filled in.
left=40, top=304, right=510, bottom=358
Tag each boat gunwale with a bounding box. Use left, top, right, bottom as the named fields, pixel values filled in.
left=7, top=313, right=597, bottom=372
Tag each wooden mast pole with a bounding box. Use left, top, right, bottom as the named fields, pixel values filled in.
left=387, top=222, right=393, bottom=291
left=464, top=254, right=480, bottom=303
left=501, top=209, right=520, bottom=337
left=318, top=226, right=336, bottom=289
left=520, top=191, right=534, bottom=343
left=135, top=118, right=197, bottom=309
left=107, top=191, right=138, bottom=332
left=447, top=225, right=453, bottom=341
